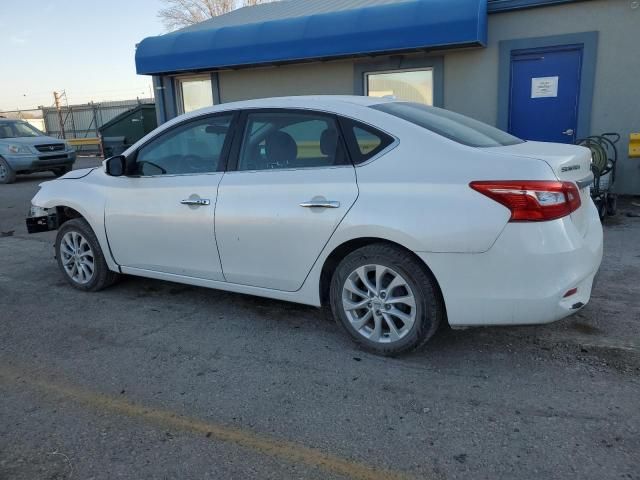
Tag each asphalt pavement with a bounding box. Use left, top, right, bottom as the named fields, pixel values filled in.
left=1, top=157, right=639, bottom=479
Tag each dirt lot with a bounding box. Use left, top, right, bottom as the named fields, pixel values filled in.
left=1, top=158, right=639, bottom=480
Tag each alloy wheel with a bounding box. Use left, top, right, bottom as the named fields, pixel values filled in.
left=342, top=264, right=417, bottom=343
left=60, top=231, right=95, bottom=285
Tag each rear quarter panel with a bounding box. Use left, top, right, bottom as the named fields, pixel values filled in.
left=333, top=118, right=559, bottom=254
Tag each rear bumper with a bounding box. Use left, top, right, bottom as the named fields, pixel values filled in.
left=5, top=152, right=76, bottom=171
left=418, top=202, right=604, bottom=327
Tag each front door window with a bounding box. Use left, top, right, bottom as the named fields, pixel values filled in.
left=133, top=115, right=232, bottom=175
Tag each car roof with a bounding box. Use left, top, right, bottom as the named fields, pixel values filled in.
left=123, top=95, right=402, bottom=156
left=189, top=95, right=394, bottom=115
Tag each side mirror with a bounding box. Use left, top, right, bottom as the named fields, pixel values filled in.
left=105, top=155, right=126, bottom=177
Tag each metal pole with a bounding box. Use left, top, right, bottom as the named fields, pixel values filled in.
left=69, top=106, right=77, bottom=139
left=53, top=91, right=66, bottom=139
left=92, top=102, right=99, bottom=138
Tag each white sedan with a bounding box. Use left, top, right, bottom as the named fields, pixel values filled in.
left=27, top=96, right=603, bottom=355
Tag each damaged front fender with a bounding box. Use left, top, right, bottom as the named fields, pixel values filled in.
left=25, top=205, right=59, bottom=233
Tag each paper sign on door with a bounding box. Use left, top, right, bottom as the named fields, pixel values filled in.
left=531, top=76, right=559, bottom=98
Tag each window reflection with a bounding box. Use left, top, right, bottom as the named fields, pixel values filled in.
left=179, top=77, right=214, bottom=113
left=367, top=69, right=434, bottom=105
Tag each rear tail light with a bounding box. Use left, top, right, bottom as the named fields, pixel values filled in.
left=470, top=180, right=581, bottom=222
left=563, top=287, right=578, bottom=298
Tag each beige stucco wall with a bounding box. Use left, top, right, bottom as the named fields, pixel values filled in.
left=444, top=0, right=640, bottom=193
left=219, top=60, right=355, bottom=102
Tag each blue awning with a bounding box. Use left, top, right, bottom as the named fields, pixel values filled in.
left=136, top=0, right=487, bottom=75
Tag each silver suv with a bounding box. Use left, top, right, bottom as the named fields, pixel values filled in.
left=0, top=119, right=76, bottom=184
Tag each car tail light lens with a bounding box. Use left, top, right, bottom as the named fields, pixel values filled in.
left=469, top=180, right=581, bottom=222
left=563, top=287, right=578, bottom=298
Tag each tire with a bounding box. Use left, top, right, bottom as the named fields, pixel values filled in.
left=595, top=197, right=606, bottom=221
left=55, top=218, right=119, bottom=292
left=329, top=243, right=443, bottom=356
left=53, top=166, right=72, bottom=177
left=0, top=157, right=17, bottom=184
left=605, top=194, right=617, bottom=216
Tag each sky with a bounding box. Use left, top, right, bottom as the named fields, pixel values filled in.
left=0, top=0, right=167, bottom=111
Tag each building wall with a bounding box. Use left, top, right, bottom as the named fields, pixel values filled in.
left=444, top=0, right=640, bottom=193
left=159, top=0, right=640, bottom=193
left=219, top=61, right=355, bottom=103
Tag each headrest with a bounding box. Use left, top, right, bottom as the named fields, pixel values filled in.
left=320, top=128, right=338, bottom=156
left=265, top=131, right=297, bottom=164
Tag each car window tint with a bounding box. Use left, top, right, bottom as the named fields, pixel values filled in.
left=134, top=115, right=232, bottom=176
left=238, top=112, right=347, bottom=171
left=14, top=121, right=42, bottom=137
left=0, top=121, right=42, bottom=139
left=339, top=118, right=394, bottom=165
left=371, top=102, right=523, bottom=148
left=353, top=126, right=383, bottom=155
left=0, top=124, right=12, bottom=139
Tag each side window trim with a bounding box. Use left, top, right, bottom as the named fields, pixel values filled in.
left=225, top=110, right=249, bottom=173
left=125, top=111, right=240, bottom=177
left=225, top=108, right=354, bottom=172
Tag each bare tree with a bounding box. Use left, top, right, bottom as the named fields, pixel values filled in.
left=159, top=0, right=278, bottom=31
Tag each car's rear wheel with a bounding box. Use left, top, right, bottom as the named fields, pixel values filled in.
left=55, top=218, right=119, bottom=292
left=0, top=157, right=16, bottom=184
left=53, top=166, right=72, bottom=177
left=596, top=197, right=607, bottom=221
left=330, top=243, right=442, bottom=356
left=605, top=193, right=617, bottom=216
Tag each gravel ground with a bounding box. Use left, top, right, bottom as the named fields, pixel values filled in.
left=1, top=158, right=639, bottom=480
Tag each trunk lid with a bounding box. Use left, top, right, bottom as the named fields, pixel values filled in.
left=487, top=141, right=593, bottom=236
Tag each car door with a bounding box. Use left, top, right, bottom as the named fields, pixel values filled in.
left=215, top=109, right=359, bottom=292
left=105, top=113, right=236, bottom=281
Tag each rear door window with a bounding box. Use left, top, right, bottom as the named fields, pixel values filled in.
left=236, top=111, right=348, bottom=171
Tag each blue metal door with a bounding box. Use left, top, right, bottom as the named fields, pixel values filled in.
left=508, top=45, right=583, bottom=143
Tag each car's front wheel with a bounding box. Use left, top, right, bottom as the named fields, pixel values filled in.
left=0, top=157, right=16, bottom=184
left=330, top=243, right=443, bottom=356
left=55, top=218, right=119, bottom=292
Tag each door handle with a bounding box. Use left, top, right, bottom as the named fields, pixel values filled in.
left=181, top=198, right=210, bottom=206
left=562, top=129, right=575, bottom=136
left=299, top=200, right=341, bottom=209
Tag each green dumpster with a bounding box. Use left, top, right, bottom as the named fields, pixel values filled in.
left=99, top=104, right=157, bottom=157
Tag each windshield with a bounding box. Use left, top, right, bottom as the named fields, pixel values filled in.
left=371, top=102, right=523, bottom=148
left=0, top=121, right=44, bottom=139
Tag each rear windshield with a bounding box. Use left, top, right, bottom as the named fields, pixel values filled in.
left=371, top=102, right=524, bottom=148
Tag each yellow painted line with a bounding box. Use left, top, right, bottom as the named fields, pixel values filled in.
left=0, top=365, right=414, bottom=480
